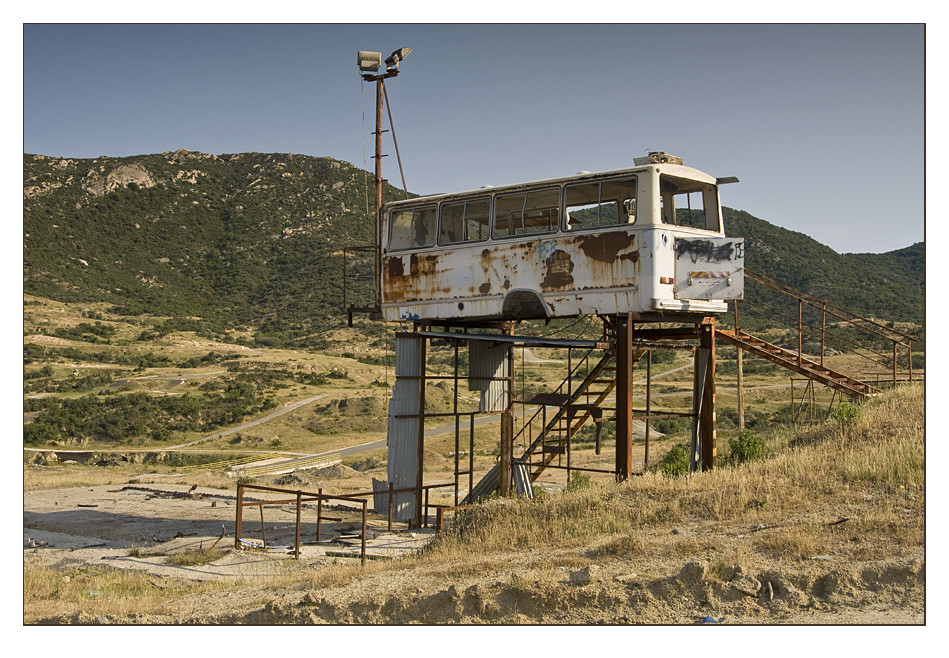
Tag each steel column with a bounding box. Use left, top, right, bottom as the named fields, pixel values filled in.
left=699, top=320, right=717, bottom=471
left=499, top=342, right=514, bottom=497
left=644, top=352, right=651, bottom=469
left=615, top=313, right=634, bottom=480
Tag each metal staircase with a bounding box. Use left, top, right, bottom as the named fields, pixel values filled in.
left=463, top=347, right=648, bottom=502
left=717, top=328, right=879, bottom=399
left=518, top=349, right=647, bottom=480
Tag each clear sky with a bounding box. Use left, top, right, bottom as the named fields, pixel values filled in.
left=23, top=22, right=925, bottom=254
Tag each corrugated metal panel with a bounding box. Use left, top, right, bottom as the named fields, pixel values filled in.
left=386, top=333, right=424, bottom=521
left=468, top=341, right=510, bottom=412
left=463, top=461, right=500, bottom=504
left=512, top=460, right=534, bottom=498
left=371, top=477, right=389, bottom=515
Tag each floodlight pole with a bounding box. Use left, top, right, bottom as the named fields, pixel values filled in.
left=362, top=68, right=400, bottom=312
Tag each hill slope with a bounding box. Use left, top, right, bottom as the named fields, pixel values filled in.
left=724, top=208, right=923, bottom=323
left=24, top=151, right=403, bottom=336
left=24, top=153, right=924, bottom=334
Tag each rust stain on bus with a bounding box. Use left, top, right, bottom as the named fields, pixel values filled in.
left=578, top=232, right=636, bottom=262
left=386, top=256, right=404, bottom=279
left=541, top=250, right=575, bottom=290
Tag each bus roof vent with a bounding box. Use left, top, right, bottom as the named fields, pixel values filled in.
left=576, top=170, right=591, bottom=175
left=633, top=151, right=683, bottom=166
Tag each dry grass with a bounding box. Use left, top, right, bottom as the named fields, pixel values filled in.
left=23, top=559, right=225, bottom=621
left=24, top=384, right=923, bottom=623
left=430, top=384, right=924, bottom=564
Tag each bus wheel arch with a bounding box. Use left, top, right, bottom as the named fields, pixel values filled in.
left=501, top=289, right=550, bottom=320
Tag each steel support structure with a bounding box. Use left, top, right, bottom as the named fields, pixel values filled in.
left=615, top=313, right=634, bottom=480
left=385, top=316, right=718, bottom=504
left=699, top=319, right=717, bottom=471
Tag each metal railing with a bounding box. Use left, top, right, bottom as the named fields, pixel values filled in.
left=231, top=452, right=342, bottom=477
left=177, top=452, right=283, bottom=472
left=234, top=481, right=455, bottom=561
left=735, top=268, right=918, bottom=387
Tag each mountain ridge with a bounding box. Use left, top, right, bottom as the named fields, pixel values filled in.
left=24, top=151, right=924, bottom=337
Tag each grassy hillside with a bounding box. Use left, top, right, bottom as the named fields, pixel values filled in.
left=723, top=208, right=923, bottom=324
left=24, top=151, right=405, bottom=340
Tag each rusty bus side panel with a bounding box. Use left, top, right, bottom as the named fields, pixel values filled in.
left=382, top=227, right=645, bottom=322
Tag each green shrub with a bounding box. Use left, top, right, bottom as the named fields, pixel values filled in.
left=566, top=471, right=593, bottom=492
left=830, top=401, right=861, bottom=427
left=659, top=444, right=690, bottom=476
left=727, top=430, right=767, bottom=465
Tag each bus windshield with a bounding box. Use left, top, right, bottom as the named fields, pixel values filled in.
left=659, top=175, right=720, bottom=231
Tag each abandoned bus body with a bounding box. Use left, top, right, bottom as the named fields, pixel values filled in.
left=380, top=153, right=743, bottom=323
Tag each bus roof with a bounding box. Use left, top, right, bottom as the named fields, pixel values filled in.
left=385, top=163, right=719, bottom=209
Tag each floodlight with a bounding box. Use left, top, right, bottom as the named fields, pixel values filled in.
left=358, top=50, right=382, bottom=72
left=385, top=47, right=413, bottom=70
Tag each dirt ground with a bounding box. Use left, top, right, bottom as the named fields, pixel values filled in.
left=24, top=477, right=925, bottom=625
left=24, top=481, right=433, bottom=579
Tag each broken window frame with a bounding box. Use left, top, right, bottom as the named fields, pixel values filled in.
left=388, top=204, right=439, bottom=251
left=564, top=176, right=638, bottom=232
left=492, top=186, right=561, bottom=240
left=438, top=196, right=492, bottom=246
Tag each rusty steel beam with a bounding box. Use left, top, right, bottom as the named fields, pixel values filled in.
left=615, top=313, right=633, bottom=480
left=699, top=319, right=717, bottom=471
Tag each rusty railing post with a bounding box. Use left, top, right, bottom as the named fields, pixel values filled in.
left=820, top=304, right=826, bottom=367
left=295, top=491, right=302, bottom=559
left=235, top=483, right=244, bottom=549
left=908, top=340, right=913, bottom=383
left=361, top=499, right=368, bottom=565
left=797, top=299, right=803, bottom=366
left=893, top=341, right=898, bottom=388
left=423, top=487, right=430, bottom=528
left=316, top=487, right=323, bottom=542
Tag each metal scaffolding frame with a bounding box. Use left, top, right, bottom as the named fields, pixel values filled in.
left=384, top=314, right=719, bottom=521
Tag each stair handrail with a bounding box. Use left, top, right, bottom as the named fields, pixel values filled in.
left=744, top=268, right=914, bottom=346
left=738, top=268, right=916, bottom=385
left=511, top=345, right=596, bottom=446
left=517, top=351, right=616, bottom=464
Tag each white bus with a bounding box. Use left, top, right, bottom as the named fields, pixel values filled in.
left=380, top=152, right=743, bottom=323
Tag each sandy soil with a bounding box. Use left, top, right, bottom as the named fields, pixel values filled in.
left=24, top=480, right=924, bottom=625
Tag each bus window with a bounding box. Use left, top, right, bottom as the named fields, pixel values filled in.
left=564, top=177, right=636, bottom=230
left=493, top=187, right=560, bottom=239
left=660, top=176, right=718, bottom=231
left=439, top=197, right=491, bottom=245
left=389, top=204, right=438, bottom=250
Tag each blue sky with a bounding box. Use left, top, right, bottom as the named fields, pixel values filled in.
left=23, top=22, right=925, bottom=254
